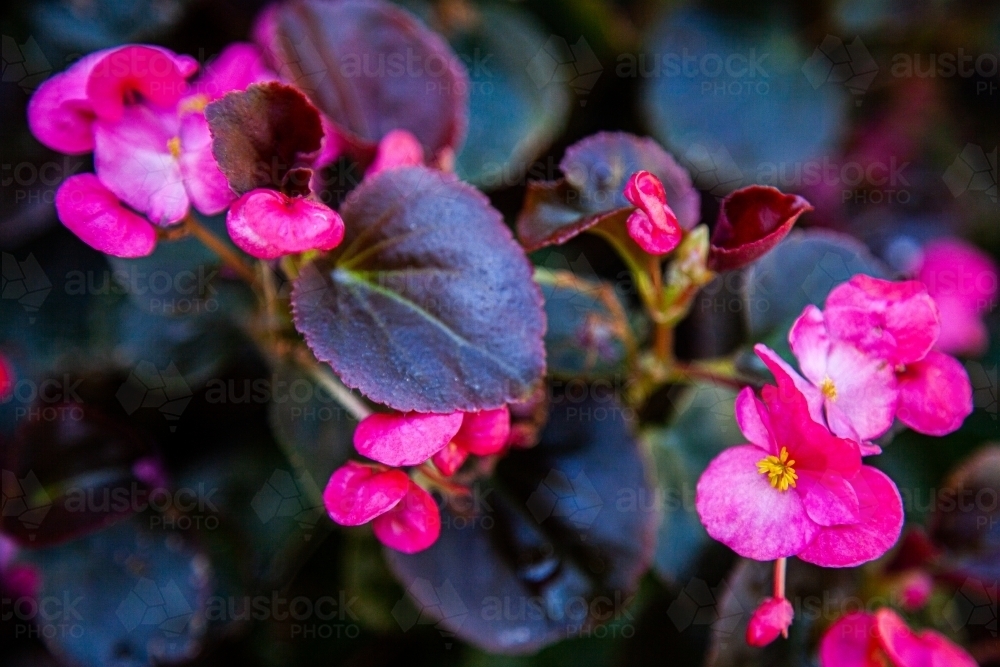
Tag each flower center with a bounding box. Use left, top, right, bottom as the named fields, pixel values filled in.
left=819, top=377, right=837, bottom=401
left=167, top=136, right=182, bottom=159
left=757, top=447, right=798, bottom=492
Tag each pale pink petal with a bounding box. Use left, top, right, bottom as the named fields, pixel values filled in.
left=178, top=113, right=234, bottom=215
left=796, top=470, right=860, bottom=527
left=93, top=105, right=189, bottom=225
left=26, top=49, right=112, bottom=154
left=735, top=387, right=777, bottom=454
left=819, top=613, right=880, bottom=667
left=788, top=305, right=831, bottom=385
left=745, top=597, right=794, bottom=647
left=826, top=275, right=940, bottom=365
left=54, top=174, right=157, bottom=258
left=822, top=341, right=898, bottom=442
left=323, top=461, right=409, bottom=526
left=86, top=45, right=194, bottom=121
left=225, top=189, right=345, bottom=260
left=367, top=129, right=425, bottom=177
left=875, top=608, right=978, bottom=667
left=798, top=466, right=903, bottom=567
left=453, top=407, right=511, bottom=456
left=431, top=441, right=468, bottom=477
left=896, top=350, right=973, bottom=436
left=192, top=42, right=275, bottom=101
left=353, top=411, right=464, bottom=467
left=695, top=445, right=818, bottom=561
left=372, top=481, right=441, bottom=553
left=623, top=170, right=682, bottom=255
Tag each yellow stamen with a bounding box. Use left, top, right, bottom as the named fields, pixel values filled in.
left=757, top=447, right=798, bottom=492
left=819, top=377, right=837, bottom=401
left=178, top=94, right=209, bottom=115
left=167, top=136, right=182, bottom=159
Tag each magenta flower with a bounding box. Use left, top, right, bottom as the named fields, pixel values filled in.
left=28, top=43, right=274, bottom=257
left=916, top=238, right=999, bottom=357
left=366, top=129, right=425, bottom=177
left=819, top=609, right=976, bottom=667
left=225, top=188, right=344, bottom=260
left=371, top=480, right=441, bottom=554
left=353, top=407, right=511, bottom=474
left=695, top=344, right=903, bottom=566
left=823, top=275, right=973, bottom=436
left=623, top=170, right=682, bottom=255
left=745, top=597, right=794, bottom=647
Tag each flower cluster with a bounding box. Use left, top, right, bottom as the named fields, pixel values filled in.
left=323, top=407, right=511, bottom=553
left=819, top=608, right=976, bottom=667
left=30, top=44, right=273, bottom=257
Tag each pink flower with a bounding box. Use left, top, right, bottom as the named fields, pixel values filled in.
left=623, top=170, right=682, bottom=255
left=746, top=597, right=794, bottom=647
left=695, top=344, right=903, bottom=566
left=897, top=570, right=933, bottom=612
left=366, top=129, right=425, bottom=177
left=28, top=43, right=274, bottom=257
left=823, top=275, right=973, bottom=437
left=916, top=238, right=998, bottom=357
left=225, top=188, right=344, bottom=260
left=372, top=480, right=441, bottom=554
left=819, top=609, right=976, bottom=667
left=353, top=407, right=511, bottom=474
left=322, top=463, right=440, bottom=553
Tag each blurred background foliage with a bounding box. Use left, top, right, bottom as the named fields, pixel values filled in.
left=1, top=0, right=998, bottom=665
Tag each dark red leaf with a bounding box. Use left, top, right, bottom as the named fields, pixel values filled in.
left=708, top=185, right=813, bottom=271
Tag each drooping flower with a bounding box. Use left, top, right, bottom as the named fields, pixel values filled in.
left=745, top=597, right=794, bottom=647
left=819, top=608, right=976, bottom=667
left=623, top=170, right=682, bottom=255
left=915, top=238, right=998, bottom=357
left=695, top=344, right=903, bottom=566
left=225, top=188, right=344, bottom=260
left=27, top=43, right=274, bottom=257
left=371, top=480, right=441, bottom=553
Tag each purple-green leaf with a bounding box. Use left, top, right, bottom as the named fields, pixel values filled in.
left=291, top=166, right=545, bottom=413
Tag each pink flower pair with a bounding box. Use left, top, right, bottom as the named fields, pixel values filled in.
left=780, top=274, right=973, bottom=441
left=623, top=171, right=683, bottom=255
left=819, top=608, right=976, bottom=667
left=29, top=43, right=273, bottom=257
left=696, top=344, right=904, bottom=567
left=323, top=407, right=510, bottom=552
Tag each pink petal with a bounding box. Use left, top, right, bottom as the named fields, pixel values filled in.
left=452, top=407, right=511, bottom=456
left=192, top=42, right=275, bottom=101
left=367, top=129, right=425, bottom=176
left=323, top=461, right=409, bottom=526
left=178, top=113, right=235, bottom=215
left=932, top=296, right=990, bottom=357
left=86, top=45, right=195, bottom=122
left=353, top=411, right=464, bottom=467
left=623, top=170, right=682, bottom=255
left=745, top=597, right=794, bottom=647
left=788, top=305, right=831, bottom=385
left=754, top=344, right=825, bottom=427
left=735, top=387, right=777, bottom=453
left=26, top=49, right=112, bottom=154
left=821, top=341, right=898, bottom=442
left=796, top=470, right=860, bottom=527
left=918, top=238, right=998, bottom=315
left=826, top=275, right=940, bottom=365
left=875, top=608, right=977, bottom=667
left=431, top=441, right=468, bottom=477
left=225, top=189, right=345, bottom=260
left=93, top=105, right=189, bottom=225
left=798, top=466, right=903, bottom=567
left=372, top=481, right=441, bottom=553
left=896, top=350, right=973, bottom=436
left=819, top=612, right=880, bottom=667
left=54, top=174, right=157, bottom=258
left=695, top=445, right=818, bottom=561
left=755, top=344, right=862, bottom=479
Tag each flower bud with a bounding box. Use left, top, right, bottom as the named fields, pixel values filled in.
left=746, top=597, right=794, bottom=647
